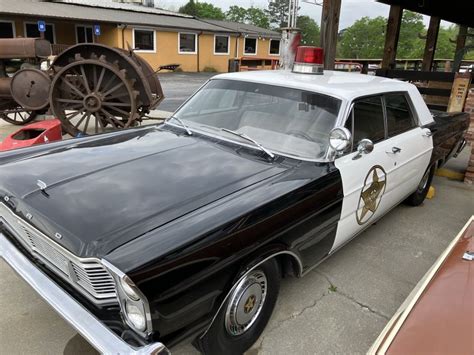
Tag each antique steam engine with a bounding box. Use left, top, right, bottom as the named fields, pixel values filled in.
left=0, top=38, right=163, bottom=136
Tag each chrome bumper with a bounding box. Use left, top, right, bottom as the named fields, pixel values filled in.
left=0, top=232, right=170, bottom=355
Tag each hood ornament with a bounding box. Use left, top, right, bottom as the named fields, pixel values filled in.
left=37, top=180, right=48, bottom=192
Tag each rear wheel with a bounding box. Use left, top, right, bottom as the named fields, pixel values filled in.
left=196, top=259, right=280, bottom=355
left=404, top=163, right=435, bottom=206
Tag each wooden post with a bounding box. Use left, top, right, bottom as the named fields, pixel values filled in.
left=421, top=16, right=440, bottom=72
left=382, top=5, right=402, bottom=69
left=320, top=0, right=341, bottom=70
left=455, top=26, right=468, bottom=53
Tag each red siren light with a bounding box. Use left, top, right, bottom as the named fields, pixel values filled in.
left=293, top=46, right=324, bottom=74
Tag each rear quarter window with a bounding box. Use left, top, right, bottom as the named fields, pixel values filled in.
left=385, top=94, right=416, bottom=137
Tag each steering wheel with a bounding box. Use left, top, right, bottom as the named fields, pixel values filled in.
left=285, top=130, right=316, bottom=142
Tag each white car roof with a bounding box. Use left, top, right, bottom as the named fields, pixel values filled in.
left=214, top=70, right=415, bottom=101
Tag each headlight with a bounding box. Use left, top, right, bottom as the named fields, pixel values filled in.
left=125, top=301, right=146, bottom=331
left=120, top=277, right=140, bottom=301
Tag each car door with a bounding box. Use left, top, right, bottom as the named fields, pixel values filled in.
left=331, top=95, right=399, bottom=251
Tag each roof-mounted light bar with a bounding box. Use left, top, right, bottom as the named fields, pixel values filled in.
left=292, top=46, right=324, bottom=75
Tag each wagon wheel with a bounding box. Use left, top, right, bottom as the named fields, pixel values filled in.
left=49, top=57, right=138, bottom=136
left=1, top=107, right=38, bottom=125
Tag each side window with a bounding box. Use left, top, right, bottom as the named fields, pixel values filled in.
left=385, top=94, right=416, bottom=137
left=352, top=96, right=385, bottom=146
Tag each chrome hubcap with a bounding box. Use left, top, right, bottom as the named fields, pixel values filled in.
left=225, top=270, right=267, bottom=336
left=418, top=168, right=430, bottom=192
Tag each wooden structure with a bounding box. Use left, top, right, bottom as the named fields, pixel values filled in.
left=320, top=0, right=341, bottom=70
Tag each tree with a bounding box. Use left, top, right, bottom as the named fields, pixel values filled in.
left=246, top=7, right=270, bottom=29
left=397, top=11, right=425, bottom=58
left=179, top=1, right=225, bottom=20
left=178, top=0, right=198, bottom=17
left=226, top=5, right=247, bottom=23
left=265, top=0, right=290, bottom=28
left=225, top=6, right=270, bottom=29
left=338, top=16, right=387, bottom=58
left=435, top=25, right=457, bottom=59
left=296, top=15, right=320, bottom=46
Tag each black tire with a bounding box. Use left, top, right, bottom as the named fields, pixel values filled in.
left=195, top=258, right=280, bottom=355
left=404, top=163, right=436, bottom=206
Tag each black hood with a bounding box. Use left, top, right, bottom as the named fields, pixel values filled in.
left=0, top=127, right=286, bottom=257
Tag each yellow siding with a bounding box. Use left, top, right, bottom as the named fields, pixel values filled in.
left=4, top=16, right=279, bottom=73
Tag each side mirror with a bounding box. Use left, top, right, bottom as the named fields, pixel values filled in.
left=329, top=127, right=352, bottom=154
left=353, top=138, right=374, bottom=160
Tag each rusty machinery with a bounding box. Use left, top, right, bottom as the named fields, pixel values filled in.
left=0, top=38, right=164, bottom=136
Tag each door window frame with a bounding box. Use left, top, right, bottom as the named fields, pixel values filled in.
left=343, top=91, right=420, bottom=155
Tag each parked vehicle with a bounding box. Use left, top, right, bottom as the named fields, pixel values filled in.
left=369, top=216, right=474, bottom=355
left=0, top=47, right=469, bottom=354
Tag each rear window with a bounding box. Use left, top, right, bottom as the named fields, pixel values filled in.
left=385, top=94, right=416, bottom=137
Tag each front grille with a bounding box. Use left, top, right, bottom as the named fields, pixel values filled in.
left=0, top=203, right=117, bottom=304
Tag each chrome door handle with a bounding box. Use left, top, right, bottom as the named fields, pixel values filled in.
left=386, top=147, right=402, bottom=154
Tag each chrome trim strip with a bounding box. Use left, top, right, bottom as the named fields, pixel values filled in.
left=0, top=232, right=170, bottom=355
left=199, top=250, right=303, bottom=339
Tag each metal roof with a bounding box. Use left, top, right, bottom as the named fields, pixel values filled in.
left=0, top=0, right=239, bottom=33
left=201, top=19, right=281, bottom=38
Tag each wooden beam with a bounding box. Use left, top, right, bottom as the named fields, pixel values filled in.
left=421, top=16, right=441, bottom=71
left=320, top=0, right=341, bottom=70
left=382, top=5, right=403, bottom=69
left=455, top=26, right=468, bottom=53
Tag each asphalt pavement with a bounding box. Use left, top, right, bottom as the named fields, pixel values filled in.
left=0, top=72, right=473, bottom=354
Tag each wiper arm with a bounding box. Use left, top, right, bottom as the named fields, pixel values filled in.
left=221, top=128, right=275, bottom=159
left=166, top=116, right=193, bottom=136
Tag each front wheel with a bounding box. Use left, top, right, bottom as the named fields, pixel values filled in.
left=404, top=163, right=435, bottom=206
left=195, top=258, right=280, bottom=355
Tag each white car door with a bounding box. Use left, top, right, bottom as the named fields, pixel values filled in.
left=331, top=93, right=431, bottom=252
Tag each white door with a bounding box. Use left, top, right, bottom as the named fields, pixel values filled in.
left=331, top=93, right=432, bottom=252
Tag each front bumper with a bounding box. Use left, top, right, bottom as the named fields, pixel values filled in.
left=0, top=232, right=170, bottom=355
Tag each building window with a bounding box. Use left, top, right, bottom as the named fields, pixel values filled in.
left=76, top=25, right=94, bottom=43
left=214, top=35, right=229, bottom=55
left=133, top=28, right=155, bottom=52
left=269, top=39, right=280, bottom=55
left=0, top=21, right=15, bottom=38
left=24, top=22, right=55, bottom=43
left=179, top=33, right=197, bottom=54
left=244, top=37, right=257, bottom=55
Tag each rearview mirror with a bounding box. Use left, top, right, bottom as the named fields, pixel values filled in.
left=353, top=139, right=374, bottom=160
left=329, top=127, right=352, bottom=153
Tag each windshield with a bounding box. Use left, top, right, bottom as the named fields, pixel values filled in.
left=172, top=79, right=342, bottom=160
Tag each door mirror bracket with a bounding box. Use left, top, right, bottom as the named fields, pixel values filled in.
left=352, top=139, right=374, bottom=160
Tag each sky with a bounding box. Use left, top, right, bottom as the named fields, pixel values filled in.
left=157, top=0, right=453, bottom=29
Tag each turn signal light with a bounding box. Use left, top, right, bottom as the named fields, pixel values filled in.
left=292, top=46, right=324, bottom=74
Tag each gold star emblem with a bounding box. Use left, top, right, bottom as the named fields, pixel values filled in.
left=244, top=295, right=256, bottom=314
left=357, top=166, right=386, bottom=225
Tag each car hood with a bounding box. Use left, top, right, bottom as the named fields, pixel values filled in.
left=0, top=127, right=286, bottom=257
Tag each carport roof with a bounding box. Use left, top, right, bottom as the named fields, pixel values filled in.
left=0, top=0, right=240, bottom=33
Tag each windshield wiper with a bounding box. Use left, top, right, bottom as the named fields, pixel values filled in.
left=221, top=128, right=275, bottom=159
left=166, top=116, right=193, bottom=136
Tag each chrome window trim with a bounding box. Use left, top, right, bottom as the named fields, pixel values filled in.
left=0, top=202, right=117, bottom=305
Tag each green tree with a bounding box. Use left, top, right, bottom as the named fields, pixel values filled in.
left=435, top=25, right=457, bottom=59
left=225, top=5, right=247, bottom=23
left=225, top=6, right=270, bottom=29
left=178, top=0, right=198, bottom=17
left=296, top=15, right=320, bottom=46
left=246, top=7, right=270, bottom=29
left=265, top=0, right=290, bottom=28
left=397, top=11, right=425, bottom=58
left=179, top=1, right=225, bottom=20
left=338, top=16, right=386, bottom=58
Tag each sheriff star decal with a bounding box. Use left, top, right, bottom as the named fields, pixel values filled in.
left=356, top=165, right=386, bottom=225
